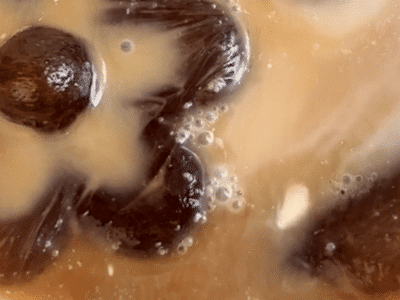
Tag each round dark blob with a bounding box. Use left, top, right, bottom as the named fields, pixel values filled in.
left=0, top=26, right=93, bottom=132
left=76, top=145, right=206, bottom=256
left=120, top=39, right=134, bottom=53
left=288, top=172, right=400, bottom=295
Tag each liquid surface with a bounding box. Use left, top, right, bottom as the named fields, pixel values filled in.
left=1, top=0, right=400, bottom=299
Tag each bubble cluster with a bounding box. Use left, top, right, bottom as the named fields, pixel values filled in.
left=204, top=165, right=246, bottom=213
left=329, top=172, right=378, bottom=200
left=172, top=105, right=228, bottom=148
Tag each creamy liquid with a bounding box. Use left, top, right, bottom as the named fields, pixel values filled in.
left=1, top=0, right=400, bottom=299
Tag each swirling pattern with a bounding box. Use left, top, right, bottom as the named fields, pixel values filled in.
left=0, top=0, right=250, bottom=283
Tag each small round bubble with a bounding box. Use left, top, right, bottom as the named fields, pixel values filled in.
left=120, top=39, right=134, bottom=53
left=175, top=129, right=190, bottom=144
left=194, top=118, right=206, bottom=128
left=205, top=111, right=219, bottom=123
left=325, top=242, right=336, bottom=256
left=177, top=236, right=194, bottom=255
left=342, top=174, right=352, bottom=185
left=197, top=131, right=214, bottom=146
left=213, top=166, right=229, bottom=179
left=193, top=212, right=207, bottom=223
left=230, top=197, right=246, bottom=213
left=215, top=186, right=232, bottom=202
left=183, top=172, right=194, bottom=182
left=219, top=104, right=229, bottom=113
left=52, top=249, right=59, bottom=258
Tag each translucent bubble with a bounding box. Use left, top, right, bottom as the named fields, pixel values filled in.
left=193, top=212, right=207, bottom=223
left=52, top=249, right=59, bottom=258
left=229, top=197, right=246, bottom=213
left=219, top=104, right=229, bottom=113
left=177, top=236, right=194, bottom=255
left=183, top=123, right=192, bottom=131
left=183, top=101, right=193, bottom=110
left=205, top=186, right=214, bottom=197
left=111, top=242, right=121, bottom=251
left=205, top=111, right=219, bottom=123
left=197, top=131, right=214, bottom=146
left=183, top=172, right=194, bottom=182
left=206, top=77, right=226, bottom=93
left=193, top=119, right=205, bottom=129
left=175, top=129, right=190, bottom=144
left=214, top=166, right=229, bottom=179
left=120, top=39, right=134, bottom=53
left=325, top=242, right=336, bottom=256
left=207, top=201, right=217, bottom=212
left=215, top=186, right=232, bottom=202
left=342, top=174, right=352, bottom=185
left=157, top=247, right=168, bottom=256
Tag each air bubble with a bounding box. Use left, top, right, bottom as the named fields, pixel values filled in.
left=120, top=39, right=134, bottom=53
left=183, top=172, right=194, bottom=182
left=219, top=104, right=229, bottom=113
left=231, top=4, right=241, bottom=12
left=194, top=119, right=206, bottom=128
left=193, top=212, right=207, bottom=223
left=342, top=174, right=352, bottom=185
left=230, top=197, right=246, bottom=213
left=52, top=250, right=59, bottom=258
left=197, top=131, right=214, bottom=146
left=183, top=101, right=193, bottom=109
left=44, top=240, right=52, bottom=248
left=214, top=166, right=229, bottom=179
left=157, top=247, right=168, bottom=256
left=177, top=236, right=194, bottom=255
left=205, top=111, right=219, bottom=123
left=325, top=242, right=336, bottom=256
left=215, top=186, right=232, bottom=202
left=205, top=186, right=214, bottom=197
left=207, top=201, right=217, bottom=212
left=111, top=242, right=121, bottom=251
left=206, top=77, right=226, bottom=93
left=175, top=129, right=190, bottom=144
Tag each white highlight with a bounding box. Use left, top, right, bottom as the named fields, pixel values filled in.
left=107, top=264, right=114, bottom=277
left=90, top=57, right=106, bottom=108
left=276, top=183, right=309, bottom=230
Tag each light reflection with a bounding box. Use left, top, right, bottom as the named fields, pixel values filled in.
left=276, top=183, right=309, bottom=230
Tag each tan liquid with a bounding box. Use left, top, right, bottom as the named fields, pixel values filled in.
left=1, top=0, right=400, bottom=299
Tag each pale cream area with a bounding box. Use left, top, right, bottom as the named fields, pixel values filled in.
left=277, top=183, right=309, bottom=230
left=273, top=0, right=388, bottom=37
left=0, top=118, right=54, bottom=220
left=0, top=0, right=399, bottom=299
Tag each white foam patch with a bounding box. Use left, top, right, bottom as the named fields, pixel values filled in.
left=277, top=183, right=309, bottom=230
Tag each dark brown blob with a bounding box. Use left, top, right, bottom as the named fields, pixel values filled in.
left=76, top=145, right=206, bottom=256
left=0, top=26, right=93, bottom=132
left=289, top=172, right=400, bottom=295
left=103, top=0, right=250, bottom=117
left=0, top=177, right=85, bottom=284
